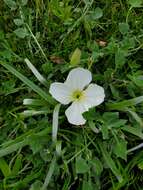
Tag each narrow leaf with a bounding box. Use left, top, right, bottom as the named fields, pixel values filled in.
left=98, top=142, right=123, bottom=182
left=52, top=104, right=61, bottom=142
left=107, top=96, right=143, bottom=110
left=25, top=58, right=48, bottom=87
left=42, top=156, right=56, bottom=190
left=0, top=62, right=55, bottom=104
left=0, top=158, right=11, bottom=177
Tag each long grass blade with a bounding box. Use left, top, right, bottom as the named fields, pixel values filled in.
left=52, top=104, right=61, bottom=143
left=0, top=62, right=55, bottom=105
left=25, top=58, right=48, bottom=87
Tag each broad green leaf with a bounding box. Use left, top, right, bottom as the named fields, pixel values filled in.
left=129, top=75, right=143, bottom=87
left=98, top=142, right=123, bottom=182
left=114, top=139, right=127, bottom=160
left=0, top=158, right=11, bottom=177
left=91, top=157, right=103, bottom=176
left=0, top=62, right=55, bottom=104
left=30, top=181, right=43, bottom=190
left=115, top=49, right=126, bottom=68
left=4, top=0, right=17, bottom=10
left=70, top=48, right=81, bottom=66
left=14, top=19, right=24, bottom=26
left=76, top=157, right=89, bottom=174
left=82, top=180, right=93, bottom=190
left=90, top=7, right=103, bottom=19
left=129, top=0, right=142, bottom=7
left=14, top=28, right=29, bottom=38
left=119, top=23, right=129, bottom=35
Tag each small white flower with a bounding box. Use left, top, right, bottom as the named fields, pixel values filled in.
left=49, top=68, right=105, bottom=125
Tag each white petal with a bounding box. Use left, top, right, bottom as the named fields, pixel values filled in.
left=65, top=102, right=86, bottom=125
left=83, top=84, right=105, bottom=109
left=65, top=67, right=92, bottom=90
left=49, top=82, right=72, bottom=104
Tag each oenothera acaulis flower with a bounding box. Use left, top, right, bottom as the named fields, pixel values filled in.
left=49, top=68, right=105, bottom=125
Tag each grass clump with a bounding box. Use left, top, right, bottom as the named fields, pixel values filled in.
left=1, top=0, right=143, bottom=189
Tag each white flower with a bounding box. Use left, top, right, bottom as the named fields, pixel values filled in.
left=49, top=68, right=105, bottom=125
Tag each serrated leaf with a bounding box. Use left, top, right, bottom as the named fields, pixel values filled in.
left=129, top=0, right=142, bottom=7
left=4, top=0, right=17, bottom=10
left=14, top=19, right=24, bottom=26
left=70, top=48, right=81, bottom=66
left=14, top=28, right=29, bottom=38
left=76, top=157, right=89, bottom=174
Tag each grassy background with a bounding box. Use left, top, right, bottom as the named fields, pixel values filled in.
left=1, top=0, right=143, bottom=189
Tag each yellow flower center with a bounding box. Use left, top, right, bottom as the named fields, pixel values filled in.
left=72, top=90, right=85, bottom=101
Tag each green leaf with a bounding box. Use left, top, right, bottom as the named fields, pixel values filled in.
left=76, top=157, right=89, bottom=174
left=129, top=0, right=142, bottom=7
left=42, top=156, right=56, bottom=190
left=115, top=49, right=126, bottom=68
left=91, top=7, right=103, bottom=19
left=0, top=158, right=11, bottom=177
left=70, top=48, right=81, bottom=66
left=107, top=96, right=143, bottom=110
left=0, top=62, right=55, bottom=104
left=129, top=75, right=143, bottom=87
left=119, top=23, right=129, bottom=35
left=11, top=154, right=22, bottom=175
left=98, top=142, right=123, bottom=182
left=14, top=28, right=29, bottom=38
left=82, top=180, right=93, bottom=190
left=122, top=125, right=143, bottom=139
left=100, top=124, right=109, bottom=139
left=91, top=157, right=103, bottom=176
left=4, top=0, right=17, bottom=10
left=14, top=19, right=24, bottom=26
left=138, top=160, right=143, bottom=170
left=21, top=0, right=28, bottom=6
left=114, top=139, right=127, bottom=160
left=30, top=181, right=43, bottom=190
